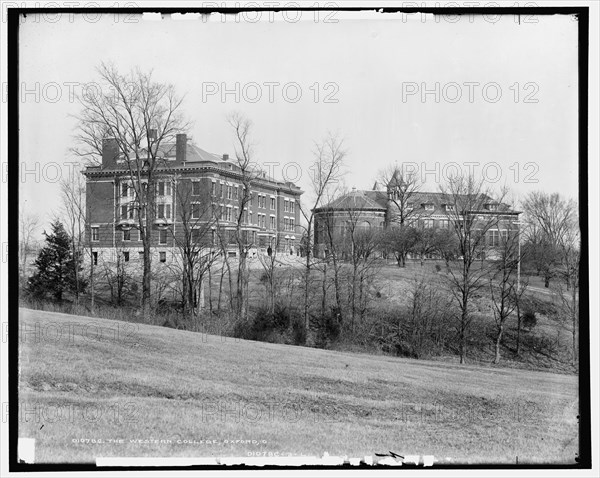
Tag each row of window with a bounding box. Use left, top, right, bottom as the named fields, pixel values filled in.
left=120, top=203, right=173, bottom=221
left=121, top=180, right=297, bottom=211
left=121, top=181, right=173, bottom=199
left=92, top=250, right=169, bottom=265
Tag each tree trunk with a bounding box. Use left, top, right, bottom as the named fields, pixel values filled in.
left=208, top=264, right=213, bottom=313
left=494, top=324, right=504, bottom=364
left=572, top=285, right=577, bottom=366
left=321, top=263, right=327, bottom=319
left=304, top=226, right=312, bottom=336
left=89, top=247, right=95, bottom=314
left=516, top=299, right=522, bottom=356
left=459, top=305, right=468, bottom=364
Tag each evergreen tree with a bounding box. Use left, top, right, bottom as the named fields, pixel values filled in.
left=28, top=220, right=86, bottom=302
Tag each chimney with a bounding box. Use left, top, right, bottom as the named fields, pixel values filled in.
left=176, top=133, right=187, bottom=162
left=102, top=138, right=119, bottom=169
left=222, top=153, right=229, bottom=161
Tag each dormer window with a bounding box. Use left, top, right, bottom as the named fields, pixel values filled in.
left=445, top=204, right=455, bottom=212
left=423, top=203, right=434, bottom=211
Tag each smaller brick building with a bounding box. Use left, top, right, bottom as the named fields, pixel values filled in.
left=313, top=183, right=520, bottom=259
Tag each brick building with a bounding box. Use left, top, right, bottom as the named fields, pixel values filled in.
left=313, top=181, right=520, bottom=259
left=83, top=133, right=303, bottom=266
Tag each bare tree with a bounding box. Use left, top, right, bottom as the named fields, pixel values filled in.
left=73, top=62, right=191, bottom=316
left=487, top=219, right=527, bottom=364
left=521, top=192, right=578, bottom=288
left=257, top=236, right=281, bottom=315
left=168, top=180, right=219, bottom=323
left=19, top=210, right=40, bottom=275
left=298, top=133, right=346, bottom=339
left=383, top=226, right=418, bottom=267
left=59, top=167, right=88, bottom=307
left=378, top=165, right=421, bottom=266
left=553, top=220, right=580, bottom=366
left=440, top=175, right=507, bottom=364
left=343, top=205, right=383, bottom=331
left=226, top=112, right=262, bottom=321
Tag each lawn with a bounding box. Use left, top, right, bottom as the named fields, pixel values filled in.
left=18, top=307, right=579, bottom=465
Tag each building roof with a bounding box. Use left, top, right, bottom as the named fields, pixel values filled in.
left=315, top=189, right=518, bottom=215
left=83, top=141, right=302, bottom=195
left=315, top=189, right=387, bottom=212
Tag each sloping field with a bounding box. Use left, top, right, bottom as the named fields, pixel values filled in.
left=18, top=308, right=579, bottom=464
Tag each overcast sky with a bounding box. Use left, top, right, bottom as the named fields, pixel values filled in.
left=18, top=10, right=579, bottom=231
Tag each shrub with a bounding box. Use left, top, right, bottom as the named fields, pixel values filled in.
left=234, top=305, right=295, bottom=343
left=522, top=310, right=537, bottom=330
left=310, top=307, right=342, bottom=349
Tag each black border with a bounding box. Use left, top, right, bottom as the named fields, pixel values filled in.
left=7, top=4, right=591, bottom=472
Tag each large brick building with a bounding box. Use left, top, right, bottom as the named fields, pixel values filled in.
left=83, top=133, right=303, bottom=266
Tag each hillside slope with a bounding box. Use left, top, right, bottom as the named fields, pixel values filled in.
left=18, top=308, right=579, bottom=464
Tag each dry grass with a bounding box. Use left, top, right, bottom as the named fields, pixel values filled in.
left=19, top=307, right=578, bottom=465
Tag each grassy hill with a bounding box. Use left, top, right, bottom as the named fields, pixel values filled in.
left=18, top=307, right=579, bottom=464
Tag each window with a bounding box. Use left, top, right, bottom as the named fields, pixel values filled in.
left=159, top=229, right=167, bottom=245
left=192, top=229, right=201, bottom=243
left=159, top=252, right=166, bottom=263
left=234, top=187, right=239, bottom=200
left=121, top=205, right=128, bottom=220
left=249, top=212, right=253, bottom=224
left=423, top=219, right=434, bottom=229
left=225, top=207, right=232, bottom=222
left=489, top=230, right=500, bottom=247
left=445, top=205, right=455, bottom=212
left=92, top=251, right=98, bottom=265
left=271, top=197, right=276, bottom=210
left=290, top=201, right=295, bottom=213
left=138, top=251, right=144, bottom=260
left=487, top=204, right=498, bottom=211
left=424, top=204, right=434, bottom=211
left=123, top=229, right=131, bottom=241
left=123, top=251, right=129, bottom=262
left=270, top=216, right=276, bottom=230
left=284, top=200, right=289, bottom=212
left=210, top=181, right=215, bottom=196
left=157, top=204, right=172, bottom=219
left=284, top=218, right=289, bottom=231
left=290, top=218, right=295, bottom=231
left=227, top=185, right=232, bottom=200
left=91, top=227, right=99, bottom=242
left=121, top=183, right=128, bottom=197
left=157, top=181, right=172, bottom=197
left=192, top=203, right=201, bottom=219
left=193, top=181, right=202, bottom=196
left=439, top=219, right=450, bottom=229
